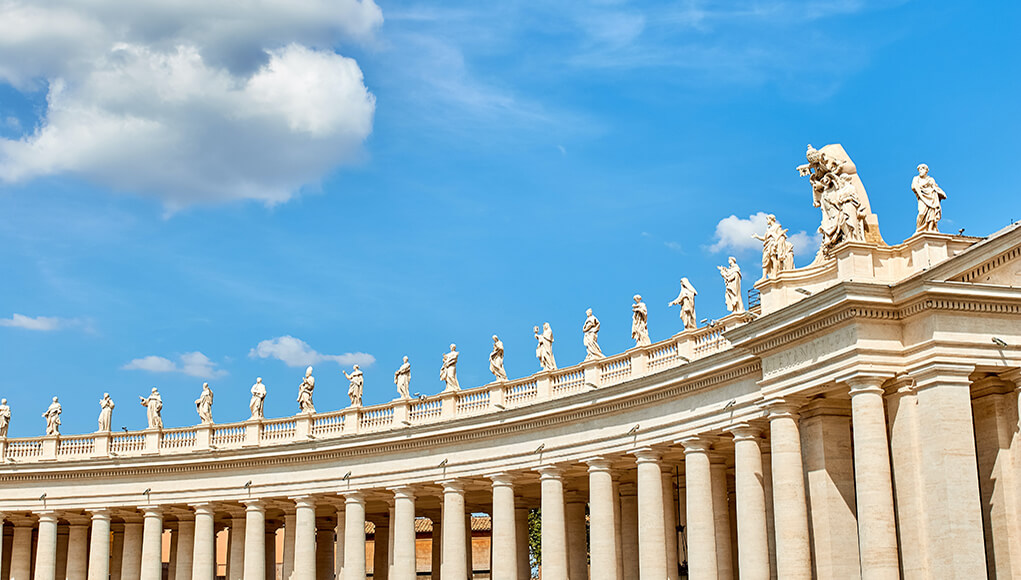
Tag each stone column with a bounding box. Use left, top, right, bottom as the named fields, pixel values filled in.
left=334, top=506, right=346, bottom=580
left=266, top=525, right=279, bottom=580
left=176, top=516, right=195, bottom=580
left=760, top=449, right=777, bottom=580
left=440, top=481, right=467, bottom=580
left=765, top=400, right=812, bottom=579
left=342, top=494, right=367, bottom=580
left=681, top=438, right=717, bottom=580
left=243, top=502, right=266, bottom=580
left=487, top=475, right=517, bottom=580
left=586, top=459, right=620, bottom=580
left=430, top=515, right=442, bottom=580
left=536, top=467, right=568, bottom=580
left=293, top=497, right=317, bottom=580
left=662, top=468, right=679, bottom=580
left=282, top=510, right=297, bottom=580
left=139, top=508, right=163, bottom=580
left=845, top=376, right=901, bottom=579
left=618, top=483, right=639, bottom=580
left=913, top=364, right=987, bottom=576
left=111, top=525, right=125, bottom=580
left=11, top=519, right=34, bottom=580
left=56, top=525, right=70, bottom=580
left=316, top=520, right=335, bottom=580
left=192, top=504, right=217, bottom=580
left=0, top=514, right=5, bottom=580
left=565, top=492, right=587, bottom=580
left=633, top=449, right=667, bottom=579
left=168, top=528, right=179, bottom=580
left=121, top=518, right=144, bottom=580
left=67, top=519, right=90, bottom=580
left=513, top=507, right=530, bottom=580
left=87, top=510, right=112, bottom=580
left=372, top=519, right=389, bottom=580
left=34, top=512, right=59, bottom=580
left=884, top=378, right=926, bottom=578
left=726, top=424, right=769, bottom=580
left=229, top=514, right=247, bottom=580
left=462, top=514, right=472, bottom=579
left=390, top=487, right=416, bottom=580
left=611, top=478, right=624, bottom=580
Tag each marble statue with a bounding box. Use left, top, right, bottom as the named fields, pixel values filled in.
left=98, top=393, right=115, bottom=432
left=394, top=356, right=412, bottom=399
left=718, top=257, right=744, bottom=313
left=489, top=336, right=508, bottom=381
left=344, top=365, right=364, bottom=407
left=195, top=383, right=214, bottom=425
left=669, top=278, right=698, bottom=330
left=250, top=378, right=267, bottom=420
left=631, top=295, right=651, bottom=346
left=0, top=398, right=10, bottom=437
left=912, top=163, right=947, bottom=233
left=440, top=344, right=460, bottom=392
left=797, top=143, right=879, bottom=256
left=752, top=214, right=795, bottom=279
left=297, top=366, right=316, bottom=414
left=139, top=388, right=163, bottom=430
left=534, top=323, right=557, bottom=371
left=43, top=397, right=62, bottom=436
left=583, top=308, right=604, bottom=360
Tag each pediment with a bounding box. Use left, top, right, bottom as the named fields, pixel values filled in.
left=925, top=223, right=1021, bottom=285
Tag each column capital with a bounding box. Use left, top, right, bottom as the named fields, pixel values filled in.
left=65, top=514, right=91, bottom=526
left=907, top=362, right=975, bottom=390
left=340, top=491, right=365, bottom=505
left=971, top=375, right=1015, bottom=398
left=842, top=373, right=893, bottom=395
left=87, top=509, right=112, bottom=520
left=760, top=396, right=807, bottom=418
left=189, top=503, right=215, bottom=516
left=487, top=472, right=517, bottom=486
left=36, top=510, right=58, bottom=523
left=584, top=456, right=613, bottom=472
left=1000, top=368, right=1021, bottom=388
left=724, top=422, right=762, bottom=441
left=678, top=436, right=712, bottom=454
left=883, top=374, right=916, bottom=396
left=534, top=465, right=564, bottom=480
left=629, top=447, right=662, bottom=463
left=388, top=485, right=417, bottom=500
left=289, top=495, right=316, bottom=510
left=242, top=500, right=265, bottom=512
left=140, top=505, right=162, bottom=517
left=438, top=479, right=466, bottom=493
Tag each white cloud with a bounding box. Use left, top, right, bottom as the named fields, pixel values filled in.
left=122, top=351, right=226, bottom=378
left=249, top=335, right=375, bottom=368
left=0, top=313, right=64, bottom=331
left=0, top=0, right=381, bottom=208
left=709, top=212, right=819, bottom=257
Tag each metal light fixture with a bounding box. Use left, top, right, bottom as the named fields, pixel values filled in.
left=795, top=288, right=812, bottom=296
left=626, top=424, right=640, bottom=436
left=534, top=443, right=545, bottom=454
left=993, top=337, right=1008, bottom=347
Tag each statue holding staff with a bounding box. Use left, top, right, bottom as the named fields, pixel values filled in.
left=139, top=387, right=163, bottom=430
left=297, top=366, right=316, bottom=414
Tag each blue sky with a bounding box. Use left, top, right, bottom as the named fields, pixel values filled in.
left=1, top=0, right=1018, bottom=437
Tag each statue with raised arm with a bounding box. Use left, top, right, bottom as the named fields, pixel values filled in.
left=718, top=257, right=744, bottom=313
left=43, top=397, right=62, bottom=436
left=98, top=393, right=115, bottom=432
left=752, top=214, right=795, bottom=279
left=0, top=398, right=10, bottom=437
left=912, top=163, right=947, bottom=233
left=297, top=366, right=316, bottom=414
left=139, top=387, right=163, bottom=430
left=669, top=278, right=699, bottom=330
left=489, top=336, right=508, bottom=381
left=195, top=383, right=214, bottom=425
left=631, top=295, right=651, bottom=346
left=797, top=143, right=881, bottom=256
left=535, top=323, right=557, bottom=371
left=582, top=308, right=604, bottom=360
left=250, top=378, right=267, bottom=420
left=394, top=356, right=412, bottom=399
left=344, top=365, right=364, bottom=407
left=440, top=344, right=460, bottom=392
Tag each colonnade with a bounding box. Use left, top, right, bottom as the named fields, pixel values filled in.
left=1, top=369, right=1020, bottom=579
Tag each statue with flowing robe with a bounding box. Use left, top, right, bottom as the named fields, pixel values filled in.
left=718, top=257, right=744, bottom=313
left=440, top=344, right=460, bottom=391
left=394, top=356, right=412, bottom=399
left=297, top=366, right=316, bottom=414
left=195, top=383, right=214, bottom=424
left=912, top=163, right=947, bottom=233
left=43, top=397, right=62, bottom=436
left=631, top=295, right=651, bottom=346
left=535, top=323, right=557, bottom=371
left=250, top=378, right=267, bottom=420
left=139, top=388, right=163, bottom=430
left=583, top=309, right=604, bottom=360
left=752, top=214, right=795, bottom=279
left=489, top=336, right=507, bottom=381
left=344, top=365, right=364, bottom=407
left=669, top=278, right=698, bottom=330
left=0, top=398, right=10, bottom=437
left=98, top=393, right=115, bottom=432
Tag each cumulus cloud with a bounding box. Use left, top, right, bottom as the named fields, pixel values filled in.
left=249, top=335, right=375, bottom=368
left=0, top=0, right=381, bottom=208
left=0, top=313, right=64, bottom=331
left=709, top=212, right=820, bottom=257
left=122, top=351, right=226, bottom=378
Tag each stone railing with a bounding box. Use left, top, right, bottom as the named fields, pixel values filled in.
left=0, top=311, right=754, bottom=463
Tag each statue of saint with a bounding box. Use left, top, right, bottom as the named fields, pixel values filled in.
left=718, top=257, right=744, bottom=313
left=489, top=336, right=508, bottom=381
left=43, top=397, right=62, bottom=436
left=250, top=378, right=267, bottom=420
left=440, top=344, right=460, bottom=392
left=534, top=323, right=557, bottom=371
left=912, top=163, right=947, bottom=233
left=797, top=143, right=880, bottom=256
left=669, top=278, right=698, bottom=330
left=344, top=365, right=364, bottom=407
left=195, top=383, right=214, bottom=425
left=631, top=295, right=651, bottom=346
left=139, top=388, right=163, bottom=430
left=583, top=308, right=604, bottom=360
left=98, top=393, right=115, bottom=432
left=0, top=398, right=10, bottom=437
left=297, top=366, right=316, bottom=414
left=394, top=356, right=412, bottom=399
left=752, top=214, right=795, bottom=279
